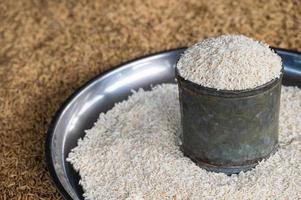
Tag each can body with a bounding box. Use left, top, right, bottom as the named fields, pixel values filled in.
left=177, top=73, right=282, bottom=175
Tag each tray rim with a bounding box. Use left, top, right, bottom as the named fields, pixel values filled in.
left=45, top=47, right=186, bottom=200
left=45, top=47, right=301, bottom=200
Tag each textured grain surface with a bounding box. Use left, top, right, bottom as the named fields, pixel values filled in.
left=67, top=84, right=301, bottom=200
left=177, top=35, right=282, bottom=90
left=1, top=0, right=301, bottom=199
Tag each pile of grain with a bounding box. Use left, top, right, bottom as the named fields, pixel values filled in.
left=67, top=84, right=301, bottom=200
left=2, top=0, right=301, bottom=198
left=177, top=35, right=282, bottom=90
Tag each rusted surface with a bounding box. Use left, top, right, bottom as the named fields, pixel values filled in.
left=177, top=72, right=282, bottom=174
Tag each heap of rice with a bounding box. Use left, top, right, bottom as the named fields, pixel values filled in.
left=67, top=84, right=301, bottom=200
left=176, top=35, right=282, bottom=90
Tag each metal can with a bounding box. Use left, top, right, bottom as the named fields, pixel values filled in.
left=176, top=69, right=283, bottom=175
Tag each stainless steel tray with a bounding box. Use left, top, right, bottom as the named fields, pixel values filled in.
left=45, top=48, right=301, bottom=200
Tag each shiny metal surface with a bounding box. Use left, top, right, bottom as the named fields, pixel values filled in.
left=46, top=48, right=301, bottom=200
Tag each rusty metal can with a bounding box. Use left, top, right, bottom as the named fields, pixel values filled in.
left=176, top=69, right=283, bottom=175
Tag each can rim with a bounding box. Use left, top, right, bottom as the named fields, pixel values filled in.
left=176, top=67, right=284, bottom=98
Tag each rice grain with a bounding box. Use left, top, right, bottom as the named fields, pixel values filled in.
left=177, top=35, right=283, bottom=90
left=67, top=84, right=301, bottom=200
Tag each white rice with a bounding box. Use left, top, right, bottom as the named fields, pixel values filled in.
left=67, top=84, right=301, bottom=200
left=176, top=35, right=282, bottom=90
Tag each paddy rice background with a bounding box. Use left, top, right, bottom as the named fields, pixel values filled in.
left=1, top=0, right=301, bottom=199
